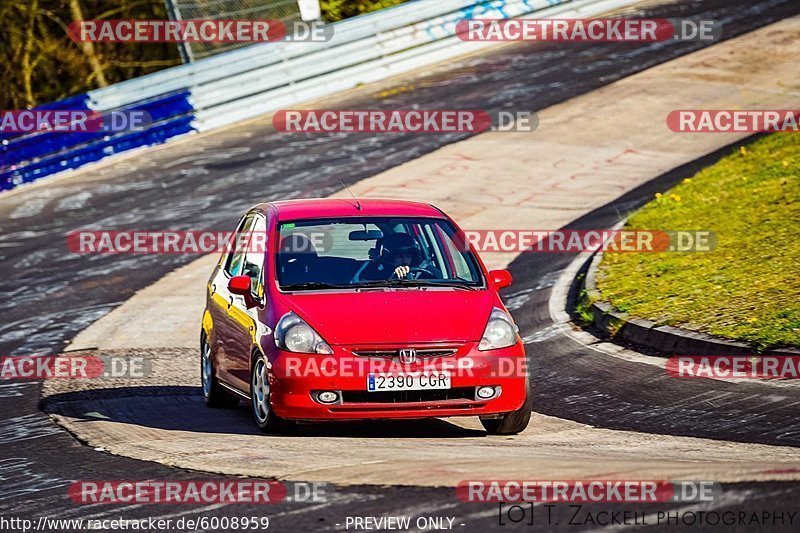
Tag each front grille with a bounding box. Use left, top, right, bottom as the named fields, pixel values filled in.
left=352, top=348, right=458, bottom=358
left=341, top=387, right=475, bottom=404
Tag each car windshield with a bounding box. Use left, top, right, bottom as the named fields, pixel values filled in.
left=276, top=217, right=484, bottom=290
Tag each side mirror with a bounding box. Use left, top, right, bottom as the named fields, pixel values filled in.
left=228, top=275, right=261, bottom=309
left=228, top=275, right=251, bottom=295
left=489, top=269, right=513, bottom=290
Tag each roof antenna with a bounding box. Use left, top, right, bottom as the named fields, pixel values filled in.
left=339, top=179, right=362, bottom=210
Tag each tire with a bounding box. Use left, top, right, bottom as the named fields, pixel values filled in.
left=480, top=389, right=532, bottom=435
left=201, top=334, right=240, bottom=408
left=250, top=353, right=292, bottom=433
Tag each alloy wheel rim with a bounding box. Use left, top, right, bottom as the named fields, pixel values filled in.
left=252, top=358, right=270, bottom=423
left=201, top=340, right=212, bottom=397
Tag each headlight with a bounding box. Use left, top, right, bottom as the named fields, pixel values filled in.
left=478, top=308, right=519, bottom=351
left=275, top=312, right=334, bottom=354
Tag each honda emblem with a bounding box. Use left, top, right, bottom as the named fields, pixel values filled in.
left=399, top=349, right=417, bottom=364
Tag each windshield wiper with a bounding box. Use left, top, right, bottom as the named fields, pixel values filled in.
left=424, top=282, right=478, bottom=291
left=353, top=279, right=477, bottom=290
left=281, top=281, right=348, bottom=291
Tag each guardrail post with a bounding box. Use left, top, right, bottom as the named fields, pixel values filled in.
left=163, top=0, right=194, bottom=63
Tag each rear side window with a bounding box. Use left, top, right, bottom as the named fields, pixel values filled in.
left=225, top=214, right=255, bottom=277
left=242, top=216, right=267, bottom=297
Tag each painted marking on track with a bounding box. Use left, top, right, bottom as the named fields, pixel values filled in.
left=0, top=382, right=35, bottom=398
left=0, top=414, right=62, bottom=444
left=272, top=492, right=381, bottom=519
left=0, top=458, right=71, bottom=501
left=522, top=324, right=562, bottom=344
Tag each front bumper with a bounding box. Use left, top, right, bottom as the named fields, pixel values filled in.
left=266, top=342, right=528, bottom=420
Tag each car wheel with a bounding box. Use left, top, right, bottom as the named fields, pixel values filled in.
left=480, top=390, right=532, bottom=435
left=201, top=335, right=240, bottom=408
left=250, top=353, right=291, bottom=433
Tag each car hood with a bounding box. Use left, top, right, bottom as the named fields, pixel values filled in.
left=285, top=289, right=494, bottom=345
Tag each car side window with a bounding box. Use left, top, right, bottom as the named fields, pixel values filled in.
left=242, top=216, right=267, bottom=298
left=225, top=214, right=255, bottom=277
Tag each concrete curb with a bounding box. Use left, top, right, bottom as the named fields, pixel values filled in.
left=579, top=248, right=800, bottom=358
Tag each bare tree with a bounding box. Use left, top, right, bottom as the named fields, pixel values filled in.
left=67, top=0, right=108, bottom=86
left=17, top=0, right=40, bottom=107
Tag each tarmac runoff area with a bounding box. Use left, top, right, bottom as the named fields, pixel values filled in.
left=46, top=17, right=800, bottom=487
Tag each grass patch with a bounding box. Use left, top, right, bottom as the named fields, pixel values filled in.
left=573, top=286, right=597, bottom=327
left=597, top=134, right=800, bottom=351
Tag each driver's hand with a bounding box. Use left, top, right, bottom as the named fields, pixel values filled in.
left=394, top=265, right=410, bottom=279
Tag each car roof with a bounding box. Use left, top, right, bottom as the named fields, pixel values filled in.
left=259, top=198, right=445, bottom=221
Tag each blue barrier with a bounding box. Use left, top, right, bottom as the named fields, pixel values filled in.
left=1, top=114, right=195, bottom=191
left=0, top=94, right=92, bottom=144
left=1, top=91, right=194, bottom=170
left=1, top=90, right=194, bottom=191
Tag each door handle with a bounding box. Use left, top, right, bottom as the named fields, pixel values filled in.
left=211, top=283, right=216, bottom=294
left=228, top=296, right=234, bottom=309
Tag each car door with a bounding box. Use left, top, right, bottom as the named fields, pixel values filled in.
left=225, top=213, right=268, bottom=389
left=209, top=213, right=255, bottom=388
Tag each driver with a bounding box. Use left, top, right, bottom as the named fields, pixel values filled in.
left=360, top=232, right=437, bottom=281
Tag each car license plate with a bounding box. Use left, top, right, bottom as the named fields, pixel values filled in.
left=367, top=372, right=451, bottom=392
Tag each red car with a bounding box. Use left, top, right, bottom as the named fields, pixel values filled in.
left=201, top=198, right=531, bottom=434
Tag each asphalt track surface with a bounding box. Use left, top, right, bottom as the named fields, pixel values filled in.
left=2, top=0, right=800, bottom=531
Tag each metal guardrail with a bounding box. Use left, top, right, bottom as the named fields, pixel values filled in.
left=1, top=0, right=638, bottom=192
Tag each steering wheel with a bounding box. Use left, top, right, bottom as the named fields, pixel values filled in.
left=389, top=266, right=436, bottom=280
